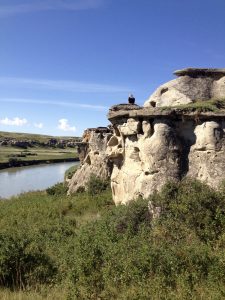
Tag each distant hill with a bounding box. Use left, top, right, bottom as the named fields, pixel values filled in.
left=0, top=131, right=81, bottom=143
left=0, top=131, right=82, bottom=148
left=0, top=131, right=81, bottom=168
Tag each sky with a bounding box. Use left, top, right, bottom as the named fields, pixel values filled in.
left=0, top=0, right=225, bottom=137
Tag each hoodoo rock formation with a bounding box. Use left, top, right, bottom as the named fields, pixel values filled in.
left=69, top=68, right=225, bottom=205
left=144, top=68, right=225, bottom=108
left=107, top=68, right=225, bottom=204
left=68, top=127, right=113, bottom=194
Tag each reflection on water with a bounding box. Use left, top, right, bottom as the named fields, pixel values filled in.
left=0, top=162, right=79, bottom=199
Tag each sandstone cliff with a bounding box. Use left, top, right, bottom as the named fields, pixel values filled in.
left=144, top=68, right=225, bottom=108
left=69, top=68, right=225, bottom=205
left=67, top=127, right=113, bottom=194
left=107, top=68, right=225, bottom=204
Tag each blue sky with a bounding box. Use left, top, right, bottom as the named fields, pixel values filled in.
left=0, top=0, right=225, bottom=136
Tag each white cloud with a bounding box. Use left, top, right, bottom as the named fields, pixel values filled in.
left=0, top=0, right=104, bottom=18
left=58, top=119, right=76, bottom=132
left=34, top=122, right=43, bottom=129
left=0, top=77, right=129, bottom=93
left=0, top=117, right=28, bottom=126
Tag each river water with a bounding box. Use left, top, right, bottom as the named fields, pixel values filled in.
left=0, top=161, right=79, bottom=199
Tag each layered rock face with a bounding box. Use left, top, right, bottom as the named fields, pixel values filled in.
left=144, top=68, right=225, bottom=108
left=68, top=127, right=113, bottom=194
left=107, top=68, right=225, bottom=204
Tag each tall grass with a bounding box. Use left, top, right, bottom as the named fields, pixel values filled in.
left=0, top=178, right=224, bottom=299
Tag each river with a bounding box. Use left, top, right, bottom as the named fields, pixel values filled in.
left=0, top=161, right=79, bottom=199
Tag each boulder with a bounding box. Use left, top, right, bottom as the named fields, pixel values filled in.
left=144, top=68, right=225, bottom=108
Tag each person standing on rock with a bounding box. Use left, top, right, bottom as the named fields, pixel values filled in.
left=128, top=94, right=135, bottom=104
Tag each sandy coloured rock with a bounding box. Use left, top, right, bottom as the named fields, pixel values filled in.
left=144, top=68, right=225, bottom=108
left=107, top=68, right=225, bottom=204
left=67, top=127, right=113, bottom=194
left=68, top=68, right=225, bottom=205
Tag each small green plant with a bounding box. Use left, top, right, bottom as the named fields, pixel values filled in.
left=65, top=165, right=79, bottom=180
left=0, top=234, right=57, bottom=288
left=46, top=182, right=68, bottom=195
left=87, top=175, right=110, bottom=196
left=8, top=157, right=21, bottom=166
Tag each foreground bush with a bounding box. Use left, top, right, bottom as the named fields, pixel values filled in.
left=0, top=234, right=56, bottom=288
left=67, top=179, right=225, bottom=299
left=0, top=179, right=224, bottom=299
left=46, top=182, right=68, bottom=195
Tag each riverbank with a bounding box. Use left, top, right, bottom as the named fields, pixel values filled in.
left=0, top=157, right=79, bottom=170
left=0, top=145, right=79, bottom=170
left=0, top=161, right=78, bottom=198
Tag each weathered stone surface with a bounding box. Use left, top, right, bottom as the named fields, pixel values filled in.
left=109, top=103, right=141, bottom=112
left=118, top=118, right=141, bottom=136
left=144, top=68, right=225, bottom=108
left=106, top=68, right=225, bottom=204
left=107, top=118, right=181, bottom=204
left=67, top=127, right=113, bottom=194
left=107, top=114, right=225, bottom=204
left=69, top=68, right=225, bottom=205
left=187, top=120, right=225, bottom=185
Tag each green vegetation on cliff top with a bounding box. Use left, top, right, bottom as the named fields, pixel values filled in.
left=161, top=98, right=225, bottom=113
left=0, top=178, right=224, bottom=299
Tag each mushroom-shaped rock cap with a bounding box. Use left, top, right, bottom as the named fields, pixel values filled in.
left=144, top=68, right=225, bottom=108
left=174, top=68, right=225, bottom=77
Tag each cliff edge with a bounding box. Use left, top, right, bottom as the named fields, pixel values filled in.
left=67, top=127, right=113, bottom=194
left=107, top=68, right=225, bottom=204
left=69, top=68, right=225, bottom=205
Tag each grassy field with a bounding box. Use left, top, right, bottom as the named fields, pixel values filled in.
left=0, top=131, right=80, bottom=142
left=0, top=131, right=80, bottom=167
left=0, top=178, right=224, bottom=299
left=0, top=146, right=78, bottom=164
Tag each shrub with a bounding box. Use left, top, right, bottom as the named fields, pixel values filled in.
left=0, top=179, right=224, bottom=299
left=0, top=234, right=56, bottom=289
left=151, top=179, right=225, bottom=242
left=87, top=175, right=110, bottom=196
left=46, top=182, right=68, bottom=195
left=8, top=157, right=21, bottom=167
left=65, top=165, right=79, bottom=180
left=66, top=180, right=225, bottom=299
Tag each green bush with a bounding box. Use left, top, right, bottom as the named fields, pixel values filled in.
left=87, top=175, right=110, bottom=196
left=66, top=180, right=225, bottom=299
left=151, top=179, right=225, bottom=242
left=46, top=183, right=68, bottom=195
left=8, top=157, right=21, bottom=166
left=0, top=234, right=56, bottom=288
left=65, top=165, right=79, bottom=180
left=0, top=179, right=224, bottom=299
